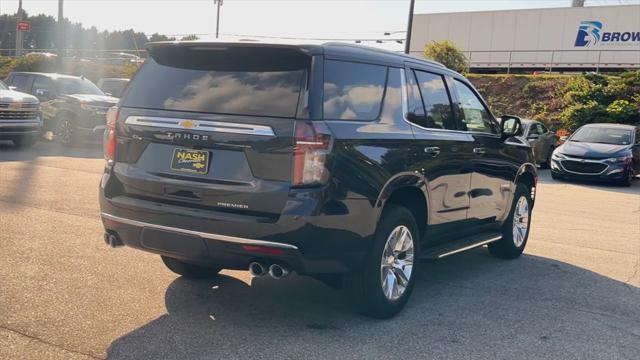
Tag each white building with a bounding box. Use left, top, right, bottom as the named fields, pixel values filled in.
left=409, top=4, right=640, bottom=71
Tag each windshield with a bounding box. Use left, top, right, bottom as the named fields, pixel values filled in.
left=55, top=78, right=104, bottom=95
left=570, top=126, right=632, bottom=145
left=0, top=81, right=7, bottom=90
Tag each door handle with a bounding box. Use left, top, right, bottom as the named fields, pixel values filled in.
left=424, top=146, right=440, bottom=157
left=473, top=147, right=486, bottom=155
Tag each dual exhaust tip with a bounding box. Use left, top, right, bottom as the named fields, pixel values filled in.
left=249, top=262, right=289, bottom=279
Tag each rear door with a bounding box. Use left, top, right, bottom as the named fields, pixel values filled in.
left=405, top=67, right=473, bottom=230
left=113, top=45, right=313, bottom=218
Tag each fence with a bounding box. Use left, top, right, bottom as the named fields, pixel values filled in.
left=410, top=49, right=640, bottom=73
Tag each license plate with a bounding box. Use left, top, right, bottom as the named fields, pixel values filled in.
left=170, top=148, right=209, bottom=174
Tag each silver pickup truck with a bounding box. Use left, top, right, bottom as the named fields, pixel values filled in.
left=0, top=81, right=41, bottom=148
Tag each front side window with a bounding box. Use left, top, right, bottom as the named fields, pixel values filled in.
left=323, top=60, right=387, bottom=120
left=32, top=76, right=51, bottom=94
left=413, top=70, right=455, bottom=130
left=453, top=79, right=496, bottom=134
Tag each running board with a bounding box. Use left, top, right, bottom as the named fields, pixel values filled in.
left=421, top=232, right=502, bottom=260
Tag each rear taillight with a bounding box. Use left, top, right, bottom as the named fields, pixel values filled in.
left=104, top=106, right=119, bottom=162
left=292, top=121, right=333, bottom=187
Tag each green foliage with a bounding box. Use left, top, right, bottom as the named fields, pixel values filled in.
left=423, top=41, right=468, bottom=73
left=559, top=101, right=608, bottom=130
left=180, top=35, right=200, bottom=41
left=0, top=12, right=173, bottom=56
left=0, top=55, right=139, bottom=82
left=559, top=71, right=640, bottom=129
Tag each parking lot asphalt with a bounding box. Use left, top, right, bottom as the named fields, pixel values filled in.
left=1, top=141, right=639, bottom=360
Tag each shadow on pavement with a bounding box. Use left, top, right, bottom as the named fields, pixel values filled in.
left=0, top=140, right=102, bottom=161
left=537, top=169, right=640, bottom=195
left=106, top=249, right=640, bottom=359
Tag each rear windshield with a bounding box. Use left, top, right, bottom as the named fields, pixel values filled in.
left=122, top=46, right=309, bottom=118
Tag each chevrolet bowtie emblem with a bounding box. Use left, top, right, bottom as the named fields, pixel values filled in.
left=179, top=120, right=197, bottom=129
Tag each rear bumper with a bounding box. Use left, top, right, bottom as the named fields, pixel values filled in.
left=99, top=172, right=377, bottom=275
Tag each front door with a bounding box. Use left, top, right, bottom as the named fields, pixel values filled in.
left=450, top=78, right=513, bottom=223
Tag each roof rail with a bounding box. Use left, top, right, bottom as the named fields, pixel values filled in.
left=323, top=42, right=447, bottom=69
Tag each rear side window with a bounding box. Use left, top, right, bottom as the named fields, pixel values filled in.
left=323, top=60, right=387, bottom=120
left=122, top=47, right=310, bottom=118
left=413, top=70, right=455, bottom=130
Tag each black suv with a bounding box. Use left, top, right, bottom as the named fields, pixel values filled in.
left=5, top=72, right=118, bottom=145
left=99, top=42, right=537, bottom=318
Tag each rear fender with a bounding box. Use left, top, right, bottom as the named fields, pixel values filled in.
left=374, top=172, right=430, bottom=227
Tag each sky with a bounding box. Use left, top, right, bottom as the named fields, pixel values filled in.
left=1, top=0, right=639, bottom=50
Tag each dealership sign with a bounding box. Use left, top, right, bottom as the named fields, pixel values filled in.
left=16, top=21, right=30, bottom=32
left=574, top=20, right=640, bottom=47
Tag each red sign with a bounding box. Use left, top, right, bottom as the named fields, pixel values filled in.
left=16, top=21, right=30, bottom=32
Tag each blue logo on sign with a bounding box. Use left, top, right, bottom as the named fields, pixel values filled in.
left=575, top=21, right=602, bottom=47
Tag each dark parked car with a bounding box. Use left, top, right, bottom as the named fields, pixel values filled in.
left=521, top=119, right=557, bottom=168
left=0, top=80, right=41, bottom=147
left=551, top=123, right=639, bottom=186
left=4, top=72, right=118, bottom=146
left=99, top=42, right=538, bottom=318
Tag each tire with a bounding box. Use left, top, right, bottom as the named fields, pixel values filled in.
left=160, top=256, right=222, bottom=278
left=13, top=135, right=38, bottom=148
left=346, top=205, right=420, bottom=319
left=540, top=146, right=554, bottom=169
left=619, top=168, right=634, bottom=187
left=488, top=184, right=532, bottom=259
left=550, top=172, right=561, bottom=181
left=54, top=118, right=79, bottom=146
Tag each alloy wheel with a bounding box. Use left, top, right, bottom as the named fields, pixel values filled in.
left=512, top=196, right=530, bottom=247
left=380, top=225, right=414, bottom=301
left=55, top=120, right=73, bottom=144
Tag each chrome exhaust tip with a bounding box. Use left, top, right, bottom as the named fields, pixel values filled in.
left=104, top=232, right=123, bottom=248
left=268, top=264, right=289, bottom=279
left=249, top=262, right=267, bottom=277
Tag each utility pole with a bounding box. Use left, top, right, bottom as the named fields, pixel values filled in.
left=57, top=0, right=64, bottom=60
left=214, top=0, right=223, bottom=39
left=404, top=0, right=415, bottom=54
left=15, top=0, right=23, bottom=56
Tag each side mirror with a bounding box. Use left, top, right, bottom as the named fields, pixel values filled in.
left=500, top=115, right=523, bottom=140
left=559, top=135, right=569, bottom=142
left=35, top=88, right=50, bottom=101
left=527, top=133, right=539, bottom=140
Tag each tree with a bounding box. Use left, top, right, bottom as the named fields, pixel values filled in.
left=423, top=40, right=468, bottom=73
left=180, top=34, right=199, bottom=41
left=149, top=33, right=176, bottom=42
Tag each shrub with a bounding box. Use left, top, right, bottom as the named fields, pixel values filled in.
left=423, top=40, right=468, bottom=73
left=560, top=101, right=609, bottom=129
left=606, top=100, right=638, bottom=123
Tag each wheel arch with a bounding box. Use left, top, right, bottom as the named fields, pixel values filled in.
left=375, top=172, right=429, bottom=240
left=514, top=163, right=537, bottom=206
